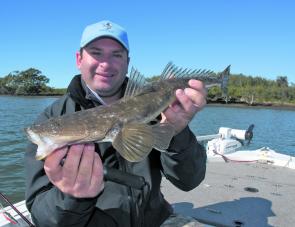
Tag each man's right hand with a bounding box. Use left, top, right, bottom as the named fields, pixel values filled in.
left=44, top=143, right=104, bottom=198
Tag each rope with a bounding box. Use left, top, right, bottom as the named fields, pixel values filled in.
left=212, top=149, right=258, bottom=163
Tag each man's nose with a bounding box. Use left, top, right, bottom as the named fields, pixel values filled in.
left=99, top=57, right=111, bottom=69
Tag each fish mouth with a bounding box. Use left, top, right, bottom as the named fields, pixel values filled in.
left=25, top=128, right=71, bottom=159
left=25, top=128, right=40, bottom=145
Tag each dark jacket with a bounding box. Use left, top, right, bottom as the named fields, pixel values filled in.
left=25, top=75, right=207, bottom=227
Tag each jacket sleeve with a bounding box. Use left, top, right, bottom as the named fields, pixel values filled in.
left=24, top=99, right=106, bottom=227
left=160, top=126, right=207, bottom=191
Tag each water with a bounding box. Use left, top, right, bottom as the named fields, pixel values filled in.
left=190, top=105, right=295, bottom=155
left=0, top=96, right=295, bottom=204
left=0, top=96, right=58, bottom=204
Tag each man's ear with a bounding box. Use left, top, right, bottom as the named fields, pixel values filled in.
left=76, top=50, right=82, bottom=68
left=127, top=56, right=130, bottom=65
left=126, top=56, right=130, bottom=74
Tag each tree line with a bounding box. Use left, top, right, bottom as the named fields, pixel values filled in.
left=1, top=68, right=294, bottom=105
left=207, top=74, right=295, bottom=105
left=0, top=68, right=65, bottom=95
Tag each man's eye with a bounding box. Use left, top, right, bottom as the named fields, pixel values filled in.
left=113, top=53, right=123, bottom=58
left=91, top=52, right=102, bottom=56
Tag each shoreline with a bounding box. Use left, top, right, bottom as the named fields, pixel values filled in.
left=1, top=94, right=295, bottom=111
left=207, top=102, right=295, bottom=111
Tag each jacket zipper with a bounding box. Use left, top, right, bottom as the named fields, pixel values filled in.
left=119, top=157, right=142, bottom=227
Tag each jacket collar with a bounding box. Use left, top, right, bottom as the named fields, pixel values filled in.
left=67, top=74, right=128, bottom=110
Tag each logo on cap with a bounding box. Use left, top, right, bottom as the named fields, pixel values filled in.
left=103, top=22, right=112, bottom=30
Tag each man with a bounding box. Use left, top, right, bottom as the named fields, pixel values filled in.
left=25, top=20, right=207, bottom=227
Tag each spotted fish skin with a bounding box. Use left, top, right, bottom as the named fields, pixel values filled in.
left=25, top=62, right=230, bottom=162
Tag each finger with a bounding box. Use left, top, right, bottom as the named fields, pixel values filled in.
left=160, top=113, right=167, bottom=123
left=188, top=79, right=206, bottom=92
left=62, top=144, right=84, bottom=185
left=169, top=97, right=183, bottom=112
left=90, top=152, right=104, bottom=195
left=44, top=147, right=68, bottom=177
left=188, top=80, right=207, bottom=97
left=175, top=89, right=197, bottom=114
left=184, top=87, right=207, bottom=110
left=76, top=144, right=95, bottom=186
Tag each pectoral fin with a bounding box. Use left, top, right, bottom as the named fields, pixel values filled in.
left=112, top=123, right=175, bottom=162
left=112, top=123, right=154, bottom=162
left=151, top=123, right=175, bottom=151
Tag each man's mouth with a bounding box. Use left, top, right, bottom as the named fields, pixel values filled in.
left=95, top=72, right=114, bottom=77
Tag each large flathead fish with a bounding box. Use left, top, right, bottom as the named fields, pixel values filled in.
left=25, top=62, right=230, bottom=162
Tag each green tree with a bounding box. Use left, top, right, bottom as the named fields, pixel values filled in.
left=276, top=76, right=288, bottom=87
left=0, top=68, right=50, bottom=95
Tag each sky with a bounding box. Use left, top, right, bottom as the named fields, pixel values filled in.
left=1, top=0, right=294, bottom=88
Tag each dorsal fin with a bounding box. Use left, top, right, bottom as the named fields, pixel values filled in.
left=160, top=62, right=176, bottom=80
left=160, top=62, right=214, bottom=80
left=124, top=67, right=146, bottom=100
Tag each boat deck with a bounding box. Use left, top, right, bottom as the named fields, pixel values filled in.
left=1, top=161, right=294, bottom=227
left=161, top=161, right=295, bottom=227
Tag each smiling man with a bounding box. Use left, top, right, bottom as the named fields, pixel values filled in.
left=77, top=38, right=129, bottom=103
left=25, top=20, right=207, bottom=227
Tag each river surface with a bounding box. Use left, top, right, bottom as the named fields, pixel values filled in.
left=0, top=96, right=295, bottom=203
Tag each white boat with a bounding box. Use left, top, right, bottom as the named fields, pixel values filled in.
left=1, top=125, right=294, bottom=226
left=201, top=125, right=295, bottom=169
left=0, top=200, right=33, bottom=227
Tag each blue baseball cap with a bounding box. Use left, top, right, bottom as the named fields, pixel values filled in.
left=80, top=20, right=129, bottom=51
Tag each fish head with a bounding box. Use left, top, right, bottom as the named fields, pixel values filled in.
left=25, top=126, right=67, bottom=160
left=25, top=123, right=89, bottom=160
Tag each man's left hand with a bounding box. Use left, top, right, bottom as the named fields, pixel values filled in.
left=161, top=79, right=207, bottom=135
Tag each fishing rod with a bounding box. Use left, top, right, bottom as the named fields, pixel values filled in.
left=0, top=192, right=35, bottom=227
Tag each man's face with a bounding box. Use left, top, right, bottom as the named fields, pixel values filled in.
left=76, top=38, right=129, bottom=97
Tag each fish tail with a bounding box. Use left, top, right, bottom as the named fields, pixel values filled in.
left=220, top=65, right=231, bottom=97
